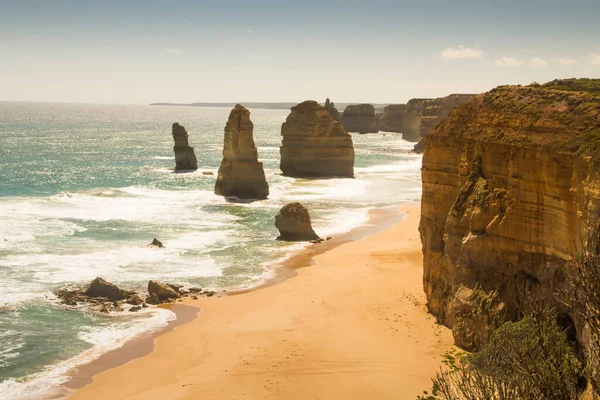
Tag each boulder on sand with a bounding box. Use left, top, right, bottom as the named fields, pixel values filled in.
left=275, top=203, right=321, bottom=242
left=148, top=280, right=180, bottom=301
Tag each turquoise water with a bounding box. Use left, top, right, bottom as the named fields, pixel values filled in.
left=0, top=101, right=422, bottom=398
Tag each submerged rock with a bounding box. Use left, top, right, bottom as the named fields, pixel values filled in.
left=280, top=101, right=354, bottom=178
left=149, top=238, right=163, bottom=248
left=215, top=104, right=269, bottom=199
left=84, top=277, right=133, bottom=302
left=172, top=123, right=198, bottom=171
left=148, top=280, right=180, bottom=301
left=275, top=203, right=321, bottom=242
left=341, top=104, right=379, bottom=133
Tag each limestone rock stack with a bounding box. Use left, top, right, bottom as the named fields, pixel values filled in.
left=380, top=94, right=475, bottom=141
left=172, top=123, right=198, bottom=171
left=215, top=104, right=269, bottom=200
left=340, top=104, right=379, bottom=133
left=419, top=80, right=600, bottom=349
left=280, top=100, right=354, bottom=178
left=275, top=203, right=320, bottom=241
left=324, top=98, right=340, bottom=121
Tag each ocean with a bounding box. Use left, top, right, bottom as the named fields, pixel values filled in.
left=0, top=101, right=422, bottom=399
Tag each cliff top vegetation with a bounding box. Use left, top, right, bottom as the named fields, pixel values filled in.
left=430, top=78, right=600, bottom=157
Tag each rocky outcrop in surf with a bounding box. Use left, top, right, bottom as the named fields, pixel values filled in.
left=214, top=105, right=269, bottom=200
left=172, top=123, right=198, bottom=171
left=147, top=280, right=181, bottom=303
left=341, top=104, right=379, bottom=133
left=280, top=101, right=354, bottom=178
left=380, top=94, right=475, bottom=141
left=275, top=203, right=320, bottom=241
left=419, top=80, right=600, bottom=350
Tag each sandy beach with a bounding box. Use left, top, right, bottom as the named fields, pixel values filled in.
left=69, top=204, right=453, bottom=400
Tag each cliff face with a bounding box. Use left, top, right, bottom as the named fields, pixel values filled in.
left=172, top=123, right=198, bottom=171
left=420, top=82, right=600, bottom=348
left=341, top=104, right=380, bottom=133
left=215, top=104, right=269, bottom=199
left=381, top=94, right=475, bottom=142
left=280, top=101, right=354, bottom=178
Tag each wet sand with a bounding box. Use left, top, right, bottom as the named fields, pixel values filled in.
left=68, top=204, right=453, bottom=399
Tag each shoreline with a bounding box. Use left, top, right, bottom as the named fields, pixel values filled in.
left=61, top=204, right=405, bottom=395
left=67, top=203, right=455, bottom=399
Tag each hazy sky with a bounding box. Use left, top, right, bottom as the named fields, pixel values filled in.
left=1, top=0, right=599, bottom=104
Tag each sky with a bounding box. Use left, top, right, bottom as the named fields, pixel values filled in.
left=1, top=0, right=599, bottom=104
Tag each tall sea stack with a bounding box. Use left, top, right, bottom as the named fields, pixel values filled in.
left=172, top=123, right=198, bottom=171
left=280, top=100, right=354, bottom=178
left=214, top=104, right=269, bottom=200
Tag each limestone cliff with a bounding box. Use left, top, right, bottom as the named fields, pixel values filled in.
left=341, top=104, right=379, bottom=133
left=215, top=104, right=269, bottom=200
left=172, top=123, right=198, bottom=171
left=280, top=101, right=354, bottom=178
left=381, top=94, right=475, bottom=142
left=420, top=80, right=600, bottom=349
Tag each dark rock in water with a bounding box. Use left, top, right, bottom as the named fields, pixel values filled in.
left=145, top=294, right=160, bottom=305
left=148, top=280, right=180, bottom=301
left=413, top=138, right=425, bottom=153
left=310, top=238, right=324, bottom=244
left=202, top=171, right=214, bottom=175
left=215, top=104, right=269, bottom=200
left=84, top=277, right=133, bottom=302
left=188, top=287, right=202, bottom=293
left=275, top=203, right=321, bottom=242
left=125, top=295, right=144, bottom=305
left=149, top=238, right=163, bottom=248
left=142, top=302, right=149, bottom=308
left=129, top=306, right=142, bottom=312
left=280, top=101, right=355, bottom=178
left=172, top=123, right=198, bottom=171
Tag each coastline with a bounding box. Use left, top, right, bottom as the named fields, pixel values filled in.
left=67, top=204, right=454, bottom=400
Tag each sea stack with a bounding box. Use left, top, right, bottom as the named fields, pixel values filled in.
left=172, top=123, right=198, bottom=171
left=324, top=98, right=340, bottom=121
left=380, top=94, right=475, bottom=142
left=341, top=104, right=379, bottom=133
left=280, top=100, right=354, bottom=178
left=275, top=203, right=320, bottom=241
left=214, top=104, right=269, bottom=200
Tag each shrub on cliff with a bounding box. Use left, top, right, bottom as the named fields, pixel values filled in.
left=562, top=250, right=600, bottom=397
left=422, top=304, right=583, bottom=400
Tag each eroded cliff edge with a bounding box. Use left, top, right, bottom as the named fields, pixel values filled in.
left=419, top=80, right=600, bottom=348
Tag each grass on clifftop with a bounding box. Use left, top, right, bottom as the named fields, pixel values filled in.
left=531, top=78, right=600, bottom=96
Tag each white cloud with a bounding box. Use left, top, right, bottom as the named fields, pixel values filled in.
left=166, top=48, right=186, bottom=54
left=247, top=30, right=254, bottom=34
left=440, top=46, right=484, bottom=60
left=494, top=57, right=524, bottom=68
left=529, top=57, right=548, bottom=68
left=554, top=57, right=578, bottom=65
left=590, top=53, right=600, bottom=65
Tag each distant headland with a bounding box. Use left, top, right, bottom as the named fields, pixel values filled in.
left=149, top=101, right=390, bottom=111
